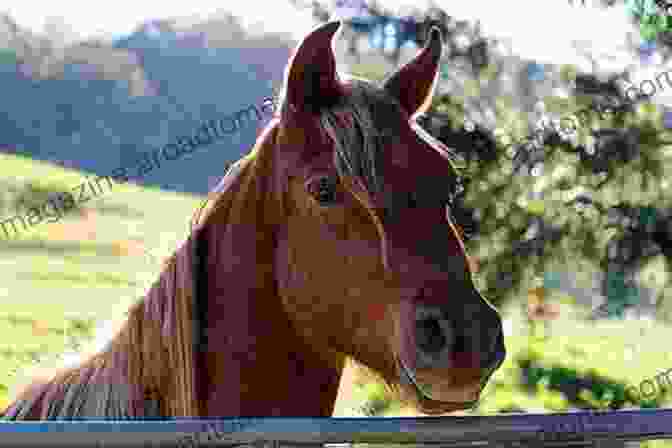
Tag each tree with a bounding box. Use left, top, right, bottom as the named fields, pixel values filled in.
left=290, top=0, right=672, bottom=316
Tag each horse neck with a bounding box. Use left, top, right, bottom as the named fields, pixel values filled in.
left=194, top=149, right=345, bottom=417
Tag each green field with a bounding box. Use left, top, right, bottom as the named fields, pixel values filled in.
left=1, top=151, right=672, bottom=444
left=0, top=152, right=201, bottom=409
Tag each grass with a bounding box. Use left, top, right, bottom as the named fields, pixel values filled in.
left=2, top=150, right=672, bottom=448
left=0, top=152, right=202, bottom=409
left=473, top=302, right=672, bottom=414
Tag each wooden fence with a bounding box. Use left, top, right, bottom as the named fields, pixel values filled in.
left=0, top=409, right=671, bottom=446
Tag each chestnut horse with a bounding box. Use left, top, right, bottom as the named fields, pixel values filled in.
left=1, top=21, right=505, bottom=419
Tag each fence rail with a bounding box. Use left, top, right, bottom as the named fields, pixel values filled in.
left=1, top=409, right=671, bottom=446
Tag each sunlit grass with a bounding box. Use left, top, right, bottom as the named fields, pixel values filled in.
left=2, top=152, right=672, bottom=430
left=0, top=152, right=202, bottom=407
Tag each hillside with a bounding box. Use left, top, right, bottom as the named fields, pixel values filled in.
left=0, top=13, right=292, bottom=195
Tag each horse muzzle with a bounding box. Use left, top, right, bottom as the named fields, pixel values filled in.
left=396, top=295, right=506, bottom=412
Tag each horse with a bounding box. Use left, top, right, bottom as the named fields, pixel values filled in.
left=1, top=20, right=506, bottom=419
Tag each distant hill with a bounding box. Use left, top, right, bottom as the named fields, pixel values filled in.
left=0, top=13, right=295, bottom=194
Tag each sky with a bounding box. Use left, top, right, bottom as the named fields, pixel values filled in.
left=434, top=0, right=635, bottom=69
left=2, top=0, right=637, bottom=68
left=2, top=0, right=318, bottom=42
left=3, top=0, right=667, bottom=104
left=4, top=0, right=670, bottom=106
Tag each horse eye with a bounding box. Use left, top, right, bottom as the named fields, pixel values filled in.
left=408, top=191, right=419, bottom=208
left=307, top=175, right=339, bottom=205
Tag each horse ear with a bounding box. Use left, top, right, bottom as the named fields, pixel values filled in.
left=383, top=27, right=443, bottom=118
left=282, top=21, right=343, bottom=113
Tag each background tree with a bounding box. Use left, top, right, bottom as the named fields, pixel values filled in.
left=294, top=0, right=672, bottom=320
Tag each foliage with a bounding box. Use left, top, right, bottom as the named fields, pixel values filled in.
left=627, top=0, right=672, bottom=42
left=303, top=0, right=672, bottom=317
left=353, top=381, right=397, bottom=416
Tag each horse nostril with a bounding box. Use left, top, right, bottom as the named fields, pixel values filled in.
left=415, top=305, right=453, bottom=367
left=416, top=317, right=447, bottom=355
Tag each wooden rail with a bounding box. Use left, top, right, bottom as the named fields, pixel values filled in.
left=0, top=409, right=671, bottom=446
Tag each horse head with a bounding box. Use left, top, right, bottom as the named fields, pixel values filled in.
left=1, top=21, right=506, bottom=421
left=193, top=21, right=505, bottom=416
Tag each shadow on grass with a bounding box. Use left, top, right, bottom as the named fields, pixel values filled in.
left=0, top=239, right=128, bottom=257
left=91, top=203, right=145, bottom=219
left=0, top=315, right=96, bottom=337
left=15, top=271, right=139, bottom=287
